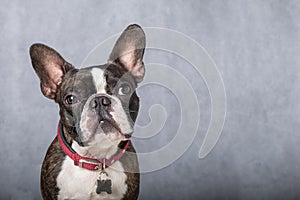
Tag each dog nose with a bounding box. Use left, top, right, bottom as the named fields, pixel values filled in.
left=100, top=96, right=111, bottom=106
left=91, top=96, right=111, bottom=109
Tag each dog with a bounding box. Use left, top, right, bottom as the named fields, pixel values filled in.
left=29, top=24, right=145, bottom=200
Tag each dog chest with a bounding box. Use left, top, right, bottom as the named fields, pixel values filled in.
left=56, top=156, right=127, bottom=200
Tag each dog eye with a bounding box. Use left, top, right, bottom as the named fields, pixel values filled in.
left=118, top=84, right=131, bottom=95
left=65, top=95, right=78, bottom=105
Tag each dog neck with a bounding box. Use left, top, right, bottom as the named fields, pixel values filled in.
left=62, top=126, right=127, bottom=159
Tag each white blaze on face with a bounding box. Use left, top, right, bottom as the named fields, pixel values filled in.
left=91, top=68, right=106, bottom=93
left=79, top=67, right=133, bottom=155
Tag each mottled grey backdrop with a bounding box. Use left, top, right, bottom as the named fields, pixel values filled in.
left=1, top=0, right=300, bottom=199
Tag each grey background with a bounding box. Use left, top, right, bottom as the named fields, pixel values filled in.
left=1, top=0, right=300, bottom=199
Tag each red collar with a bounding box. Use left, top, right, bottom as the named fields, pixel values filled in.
left=57, top=121, right=129, bottom=171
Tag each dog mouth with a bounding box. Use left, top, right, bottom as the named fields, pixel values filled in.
left=97, top=117, right=131, bottom=139
left=99, top=118, right=120, bottom=133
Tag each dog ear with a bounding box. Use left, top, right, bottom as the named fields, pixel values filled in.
left=109, top=24, right=146, bottom=83
left=29, top=43, right=74, bottom=99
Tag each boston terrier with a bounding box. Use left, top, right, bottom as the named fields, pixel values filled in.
left=29, top=24, right=145, bottom=200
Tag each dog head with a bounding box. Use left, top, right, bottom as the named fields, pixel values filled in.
left=30, top=24, right=145, bottom=151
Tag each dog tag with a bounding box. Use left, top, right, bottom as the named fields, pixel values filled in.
left=96, top=171, right=112, bottom=194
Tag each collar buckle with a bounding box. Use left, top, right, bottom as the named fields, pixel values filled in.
left=78, top=159, right=103, bottom=170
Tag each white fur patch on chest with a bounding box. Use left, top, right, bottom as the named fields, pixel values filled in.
left=57, top=156, right=127, bottom=200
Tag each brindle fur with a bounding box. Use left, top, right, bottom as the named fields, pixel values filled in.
left=40, top=137, right=65, bottom=199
